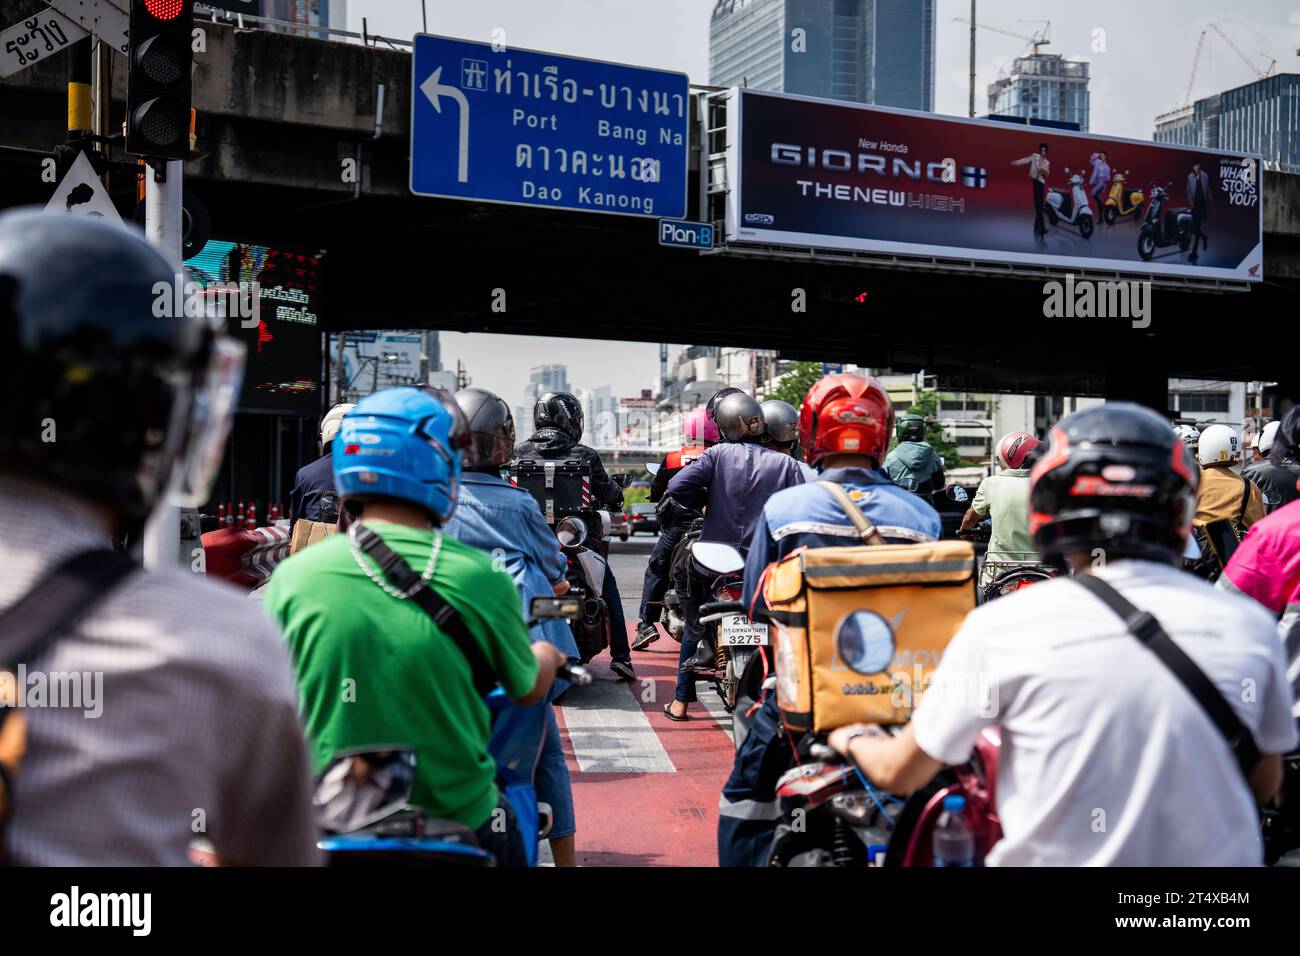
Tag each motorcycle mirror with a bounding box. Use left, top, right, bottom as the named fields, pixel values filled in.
left=613, top=472, right=633, bottom=488
left=692, top=542, right=744, bottom=574
left=530, top=595, right=583, bottom=622
left=313, top=749, right=417, bottom=835
left=555, top=515, right=589, bottom=548
left=945, top=483, right=970, bottom=503
left=645, top=462, right=660, bottom=476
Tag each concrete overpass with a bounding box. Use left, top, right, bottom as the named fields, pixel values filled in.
left=4, top=3, right=1300, bottom=408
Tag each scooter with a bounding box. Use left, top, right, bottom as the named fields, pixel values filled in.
left=315, top=596, right=592, bottom=867
left=657, top=496, right=704, bottom=644
left=958, top=520, right=1059, bottom=603
left=553, top=511, right=614, bottom=663
left=1137, top=181, right=1192, bottom=260
left=691, top=542, right=764, bottom=715
left=1103, top=170, right=1144, bottom=224
left=1043, top=166, right=1094, bottom=239
left=766, top=729, right=1002, bottom=867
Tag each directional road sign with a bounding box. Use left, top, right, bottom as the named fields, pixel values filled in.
left=410, top=34, right=689, bottom=219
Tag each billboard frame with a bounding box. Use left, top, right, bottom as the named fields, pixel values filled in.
left=719, top=87, right=1264, bottom=291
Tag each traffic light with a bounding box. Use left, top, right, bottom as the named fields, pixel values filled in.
left=126, top=0, right=194, bottom=160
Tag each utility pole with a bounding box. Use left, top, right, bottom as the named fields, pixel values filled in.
left=968, top=1, right=977, bottom=118
left=93, top=38, right=111, bottom=187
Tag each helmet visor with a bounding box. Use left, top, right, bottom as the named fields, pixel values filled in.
left=166, top=334, right=246, bottom=508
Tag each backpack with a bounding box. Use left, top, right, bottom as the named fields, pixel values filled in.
left=760, top=482, right=976, bottom=732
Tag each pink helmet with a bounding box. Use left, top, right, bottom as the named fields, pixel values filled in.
left=684, top=407, right=720, bottom=446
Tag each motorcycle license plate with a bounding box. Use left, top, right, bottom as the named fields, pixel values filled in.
left=720, top=615, right=768, bottom=646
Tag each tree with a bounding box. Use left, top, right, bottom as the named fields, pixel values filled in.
left=762, top=361, right=825, bottom=408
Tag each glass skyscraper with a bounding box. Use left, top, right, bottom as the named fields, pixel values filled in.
left=987, top=54, right=1091, bottom=131
left=709, top=0, right=935, bottom=112
left=1154, top=75, right=1300, bottom=173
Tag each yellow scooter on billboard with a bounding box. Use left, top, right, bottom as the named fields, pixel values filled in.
left=1103, top=171, right=1144, bottom=224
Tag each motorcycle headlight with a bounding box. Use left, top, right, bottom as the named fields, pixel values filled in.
left=835, top=610, right=896, bottom=675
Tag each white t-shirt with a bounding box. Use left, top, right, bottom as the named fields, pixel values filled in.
left=911, top=559, right=1299, bottom=866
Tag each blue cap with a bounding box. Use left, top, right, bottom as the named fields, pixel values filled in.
left=943, top=794, right=966, bottom=813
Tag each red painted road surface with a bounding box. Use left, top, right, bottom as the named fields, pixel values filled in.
left=554, top=626, right=737, bottom=867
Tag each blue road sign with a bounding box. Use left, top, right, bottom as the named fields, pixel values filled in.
left=410, top=35, right=689, bottom=219
left=658, top=219, right=714, bottom=249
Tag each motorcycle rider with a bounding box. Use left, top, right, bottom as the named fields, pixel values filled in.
left=829, top=403, right=1297, bottom=865
left=513, top=392, right=636, bottom=681
left=442, top=387, right=579, bottom=867
left=1174, top=423, right=1201, bottom=459
left=662, top=391, right=807, bottom=720
left=716, top=373, right=942, bottom=865
left=1242, top=410, right=1300, bottom=513
left=0, top=211, right=318, bottom=865
left=1194, top=424, right=1264, bottom=531
left=288, top=402, right=354, bottom=524
left=265, top=387, right=567, bottom=866
left=761, top=399, right=816, bottom=478
left=632, top=406, right=718, bottom=651
left=959, top=431, right=1042, bottom=585
left=884, top=412, right=946, bottom=496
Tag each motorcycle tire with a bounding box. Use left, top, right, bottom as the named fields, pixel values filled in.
left=1137, top=228, right=1155, bottom=261
left=1079, top=216, right=1094, bottom=239
left=1104, top=205, right=1116, bottom=225
left=1178, top=232, right=1191, bottom=252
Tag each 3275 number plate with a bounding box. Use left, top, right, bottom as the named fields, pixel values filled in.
left=720, top=614, right=768, bottom=646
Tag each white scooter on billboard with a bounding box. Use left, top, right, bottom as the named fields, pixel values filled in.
left=1043, top=166, right=1094, bottom=239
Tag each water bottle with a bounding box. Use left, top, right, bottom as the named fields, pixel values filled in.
left=932, top=794, right=975, bottom=867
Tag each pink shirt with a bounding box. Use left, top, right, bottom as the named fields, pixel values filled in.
left=1222, top=498, right=1300, bottom=614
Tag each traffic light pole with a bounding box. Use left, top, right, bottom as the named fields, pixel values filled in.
left=142, top=158, right=184, bottom=570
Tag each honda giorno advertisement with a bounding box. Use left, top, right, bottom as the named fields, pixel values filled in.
left=726, top=88, right=1264, bottom=282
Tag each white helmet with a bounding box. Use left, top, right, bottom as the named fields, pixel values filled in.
left=320, top=402, right=355, bottom=445
left=1173, top=423, right=1200, bottom=450
left=1197, top=424, right=1241, bottom=466
left=1257, top=420, right=1280, bottom=457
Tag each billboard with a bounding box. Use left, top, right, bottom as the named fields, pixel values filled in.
left=188, top=240, right=324, bottom=416
left=725, top=89, right=1264, bottom=282
left=329, top=331, right=427, bottom=399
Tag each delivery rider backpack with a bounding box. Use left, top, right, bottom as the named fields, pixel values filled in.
left=761, top=482, right=977, bottom=733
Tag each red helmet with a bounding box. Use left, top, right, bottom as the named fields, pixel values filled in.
left=799, top=373, right=894, bottom=468
left=995, top=431, right=1042, bottom=470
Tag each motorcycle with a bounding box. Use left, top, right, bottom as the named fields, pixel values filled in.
left=1137, top=181, right=1192, bottom=260
left=553, top=511, right=615, bottom=663
left=766, top=729, right=1002, bottom=867
left=1043, top=166, right=1094, bottom=239
left=315, top=596, right=592, bottom=867
left=1103, top=170, right=1144, bottom=224
left=956, top=519, right=1059, bottom=603
left=690, top=542, right=763, bottom=716
left=657, top=498, right=704, bottom=644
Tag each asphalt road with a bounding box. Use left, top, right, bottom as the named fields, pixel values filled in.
left=606, top=532, right=659, bottom=625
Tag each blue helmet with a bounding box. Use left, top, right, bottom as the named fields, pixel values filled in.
left=332, top=386, right=470, bottom=523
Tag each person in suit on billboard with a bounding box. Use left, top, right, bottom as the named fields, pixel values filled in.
left=1187, top=158, right=1214, bottom=264
left=1011, top=143, right=1051, bottom=239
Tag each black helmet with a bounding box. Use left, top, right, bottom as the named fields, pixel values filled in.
left=1270, top=406, right=1300, bottom=466
left=896, top=413, right=926, bottom=442
left=760, top=399, right=799, bottom=446
left=0, top=210, right=239, bottom=523
left=534, top=391, right=584, bottom=442
left=714, top=391, right=765, bottom=443
left=705, top=386, right=743, bottom=422
left=455, top=387, right=515, bottom=467
left=1029, top=402, right=1198, bottom=563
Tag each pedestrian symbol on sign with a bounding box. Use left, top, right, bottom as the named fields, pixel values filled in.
left=461, top=58, right=487, bottom=91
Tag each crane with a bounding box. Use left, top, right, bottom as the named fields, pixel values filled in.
left=1178, top=23, right=1277, bottom=109
left=953, top=17, right=1051, bottom=57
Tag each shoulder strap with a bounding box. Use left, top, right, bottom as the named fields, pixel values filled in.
left=1073, top=573, right=1261, bottom=782
left=0, top=549, right=137, bottom=671
left=352, top=526, right=498, bottom=698
left=816, top=481, right=886, bottom=547
left=1237, top=473, right=1252, bottom=525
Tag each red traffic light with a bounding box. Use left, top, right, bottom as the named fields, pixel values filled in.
left=144, top=0, right=185, bottom=20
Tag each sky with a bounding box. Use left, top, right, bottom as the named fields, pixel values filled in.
left=348, top=0, right=1300, bottom=402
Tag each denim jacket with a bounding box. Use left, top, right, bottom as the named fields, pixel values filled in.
left=442, top=470, right=579, bottom=660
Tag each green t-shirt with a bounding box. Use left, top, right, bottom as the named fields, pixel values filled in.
left=972, top=469, right=1036, bottom=563
left=263, top=522, right=539, bottom=830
